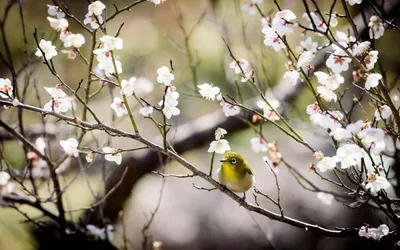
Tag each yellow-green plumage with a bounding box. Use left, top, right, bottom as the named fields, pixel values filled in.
left=217, top=152, right=254, bottom=193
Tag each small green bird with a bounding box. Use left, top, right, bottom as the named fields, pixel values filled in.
left=217, top=152, right=254, bottom=199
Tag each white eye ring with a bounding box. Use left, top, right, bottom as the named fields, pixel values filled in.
left=231, top=158, right=236, bottom=164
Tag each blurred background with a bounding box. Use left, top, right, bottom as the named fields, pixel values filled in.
left=0, top=0, right=400, bottom=249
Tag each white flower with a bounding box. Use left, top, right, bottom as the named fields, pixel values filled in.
left=100, top=35, right=123, bottom=51
left=347, top=0, right=362, bottom=6
left=375, top=105, right=392, bottom=120
left=44, top=86, right=66, bottom=99
left=148, top=0, right=167, bottom=5
left=250, top=137, right=268, bottom=153
left=222, top=103, right=241, bottom=117
left=262, top=26, right=286, bottom=52
left=110, top=97, right=128, bottom=117
left=198, top=83, right=220, bottom=100
left=102, top=147, right=122, bottom=165
left=316, top=157, right=337, bottom=172
left=88, top=1, right=106, bottom=16
left=0, top=172, right=10, bottom=186
left=0, top=78, right=13, bottom=98
left=263, top=100, right=280, bottom=121
left=365, top=73, right=382, bottom=90
left=241, top=0, right=259, bottom=16
left=283, top=70, right=300, bottom=85
left=59, top=138, right=79, bottom=157
left=336, top=30, right=356, bottom=44
left=43, top=98, right=69, bottom=113
left=86, top=224, right=114, bottom=241
left=310, top=112, right=341, bottom=130
left=134, top=78, right=154, bottom=97
left=306, top=103, right=320, bottom=115
left=297, top=51, right=314, bottom=68
left=365, top=174, right=390, bottom=194
left=300, top=37, right=318, bottom=52
left=86, top=152, right=94, bottom=163
left=369, top=15, right=384, bottom=39
left=207, top=139, right=231, bottom=154
left=365, top=50, right=379, bottom=70
left=326, top=44, right=352, bottom=74
left=139, top=105, right=154, bottom=117
left=317, top=86, right=337, bottom=102
left=302, top=12, right=327, bottom=34
left=84, top=13, right=103, bottom=29
left=352, top=41, right=370, bottom=56
left=272, top=9, right=296, bottom=36
left=47, top=5, right=65, bottom=18
left=159, top=87, right=180, bottom=119
left=346, top=120, right=365, bottom=134
left=162, top=105, right=180, bottom=119
left=120, top=77, right=136, bottom=96
left=229, top=59, right=249, bottom=74
left=330, top=127, right=352, bottom=141
left=333, top=144, right=364, bottom=169
left=63, top=34, right=85, bottom=48
left=328, top=14, right=338, bottom=27
left=317, top=192, right=334, bottom=206
left=95, top=51, right=122, bottom=77
left=35, top=39, right=57, bottom=60
left=157, top=66, right=174, bottom=86
left=358, top=127, right=385, bottom=155
left=314, top=72, right=344, bottom=90
left=47, top=17, right=68, bottom=31
left=215, top=127, right=227, bottom=140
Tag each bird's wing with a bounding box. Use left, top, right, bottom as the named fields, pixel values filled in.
left=244, top=161, right=254, bottom=175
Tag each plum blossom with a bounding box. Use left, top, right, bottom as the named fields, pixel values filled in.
left=99, top=35, right=123, bottom=51
left=300, top=37, right=318, bottom=52
left=346, top=120, right=365, bottom=134
left=159, top=87, right=180, bottom=119
left=44, top=86, right=66, bottom=99
left=369, top=15, right=385, bottom=39
left=88, top=1, right=106, bottom=16
left=43, top=98, right=69, bottom=113
left=139, top=105, right=153, bottom=117
left=0, top=171, right=14, bottom=196
left=336, top=30, right=356, bottom=44
left=47, top=17, right=68, bottom=31
left=120, top=77, right=136, bottom=96
left=263, top=100, right=280, bottom=121
left=208, top=139, right=231, bottom=154
left=250, top=137, right=268, bottom=153
left=262, top=26, right=286, bottom=52
left=365, top=50, right=379, bottom=70
left=365, top=73, right=382, bottom=90
left=198, top=83, right=220, bottom=101
left=47, top=5, right=65, bottom=18
left=241, top=0, right=263, bottom=16
left=86, top=224, right=114, bottom=241
left=110, top=97, right=128, bottom=117
left=365, top=172, right=390, bottom=194
left=310, top=112, right=342, bottom=131
left=0, top=78, right=13, bottom=98
left=358, top=127, right=385, bottom=155
left=0, top=172, right=10, bottom=187
left=302, top=12, right=327, bottom=34
left=333, top=144, right=365, bottom=169
left=94, top=51, right=122, bottom=77
left=314, top=72, right=344, bottom=90
left=102, top=147, right=122, bottom=165
left=148, top=0, right=167, bottom=5
left=84, top=13, right=103, bottom=29
left=306, top=103, right=321, bottom=115
left=330, top=127, right=352, bottom=141
left=222, top=103, right=241, bottom=117
left=215, top=127, right=227, bottom=140
left=59, top=138, right=79, bottom=157
left=229, top=59, right=249, bottom=74
left=86, top=152, right=94, bottom=163
left=317, top=86, right=337, bottom=102
left=283, top=70, right=300, bottom=85
left=63, top=34, right=85, bottom=48
left=317, top=192, right=334, bottom=206
left=271, top=9, right=296, bottom=36
left=35, top=39, right=57, bottom=60
left=359, top=224, right=388, bottom=241
left=134, top=78, right=154, bottom=96
left=316, top=157, right=337, bottom=172
left=352, top=41, right=370, bottom=56
left=157, top=66, right=174, bottom=86
left=375, top=105, right=392, bottom=120
left=326, top=43, right=352, bottom=74
left=347, top=0, right=363, bottom=6
left=297, top=51, right=314, bottom=68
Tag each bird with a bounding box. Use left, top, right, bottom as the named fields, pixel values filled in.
left=217, top=152, right=254, bottom=201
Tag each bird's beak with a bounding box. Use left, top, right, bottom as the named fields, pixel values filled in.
left=220, top=159, right=227, bottom=162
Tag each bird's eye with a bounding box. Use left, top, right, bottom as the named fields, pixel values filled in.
left=231, top=158, right=237, bottom=164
